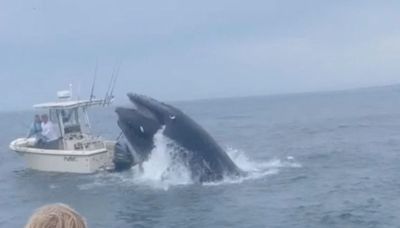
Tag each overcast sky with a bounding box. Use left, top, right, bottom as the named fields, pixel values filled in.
left=1, top=0, right=400, bottom=110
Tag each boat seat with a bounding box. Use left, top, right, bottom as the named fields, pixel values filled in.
left=36, top=138, right=63, bottom=150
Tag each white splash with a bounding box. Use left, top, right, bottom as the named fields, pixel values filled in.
left=133, top=128, right=192, bottom=189
left=129, top=134, right=301, bottom=188
left=204, top=147, right=302, bottom=186
left=79, top=131, right=301, bottom=190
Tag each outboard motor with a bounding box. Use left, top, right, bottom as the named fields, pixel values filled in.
left=113, top=137, right=134, bottom=171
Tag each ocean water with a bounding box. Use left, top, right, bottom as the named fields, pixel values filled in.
left=1, top=86, right=400, bottom=227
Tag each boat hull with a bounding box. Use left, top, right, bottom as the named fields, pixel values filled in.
left=10, top=138, right=115, bottom=174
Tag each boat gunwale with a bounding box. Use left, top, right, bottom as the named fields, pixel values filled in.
left=10, top=139, right=108, bottom=156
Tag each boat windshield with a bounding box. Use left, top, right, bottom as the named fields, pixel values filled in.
left=62, top=109, right=81, bottom=134
left=49, top=109, right=62, bottom=136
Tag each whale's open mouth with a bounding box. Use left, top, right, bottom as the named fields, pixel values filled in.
left=114, top=93, right=244, bottom=183
left=114, top=95, right=169, bottom=166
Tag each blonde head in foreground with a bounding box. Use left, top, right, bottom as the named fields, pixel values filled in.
left=25, top=203, right=87, bottom=228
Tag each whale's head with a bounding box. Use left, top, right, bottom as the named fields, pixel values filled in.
left=115, top=93, right=182, bottom=161
left=126, top=93, right=183, bottom=124
left=114, top=93, right=243, bottom=181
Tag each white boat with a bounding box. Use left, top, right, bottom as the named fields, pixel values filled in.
left=9, top=90, right=116, bottom=174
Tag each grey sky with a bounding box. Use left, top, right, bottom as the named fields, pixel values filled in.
left=1, top=0, right=400, bottom=110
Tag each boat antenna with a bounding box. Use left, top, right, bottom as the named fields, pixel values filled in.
left=89, top=60, right=98, bottom=101
left=69, top=83, right=73, bottom=100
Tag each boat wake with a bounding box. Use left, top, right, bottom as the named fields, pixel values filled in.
left=79, top=131, right=301, bottom=190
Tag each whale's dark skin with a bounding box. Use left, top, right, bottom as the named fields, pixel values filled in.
left=113, top=93, right=243, bottom=182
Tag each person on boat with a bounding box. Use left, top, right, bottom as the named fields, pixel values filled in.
left=37, top=114, right=59, bottom=148
left=27, top=114, right=42, bottom=138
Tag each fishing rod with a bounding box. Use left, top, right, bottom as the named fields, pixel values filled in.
left=109, top=60, right=122, bottom=102
left=103, top=60, right=121, bottom=106
left=103, top=64, right=117, bottom=106
left=89, top=60, right=98, bottom=101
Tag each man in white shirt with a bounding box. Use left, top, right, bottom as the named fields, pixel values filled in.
left=40, top=114, right=59, bottom=142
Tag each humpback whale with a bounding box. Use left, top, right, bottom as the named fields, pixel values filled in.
left=113, top=93, right=243, bottom=182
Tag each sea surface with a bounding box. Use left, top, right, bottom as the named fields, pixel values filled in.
left=1, top=86, right=400, bottom=228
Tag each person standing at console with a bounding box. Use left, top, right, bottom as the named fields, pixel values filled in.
left=40, top=114, right=59, bottom=144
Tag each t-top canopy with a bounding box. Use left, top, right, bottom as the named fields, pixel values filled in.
left=33, top=99, right=105, bottom=110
